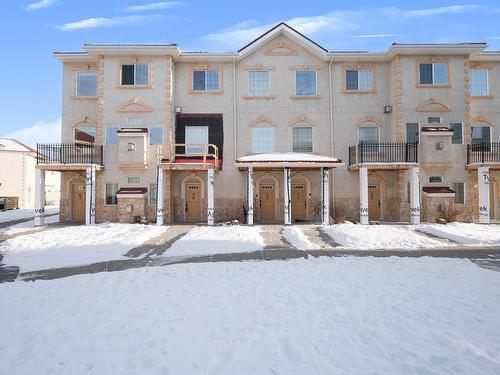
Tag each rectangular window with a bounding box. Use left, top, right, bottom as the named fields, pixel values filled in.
left=450, top=123, right=463, bottom=144
left=358, top=126, right=379, bottom=152
left=150, top=124, right=163, bottom=145
left=470, top=69, right=488, bottom=96
left=105, top=183, right=118, bottom=205
left=345, top=69, right=372, bottom=91
left=295, top=71, right=316, bottom=96
left=76, top=71, right=97, bottom=96
left=452, top=182, right=465, bottom=204
left=292, top=127, right=313, bottom=152
left=121, top=64, right=148, bottom=86
left=127, top=176, right=140, bottom=184
left=429, top=176, right=443, bottom=183
left=406, top=123, right=419, bottom=143
left=472, top=126, right=491, bottom=144
left=428, top=117, right=442, bottom=124
left=248, top=70, right=270, bottom=96
left=105, top=124, right=119, bottom=145
left=149, top=183, right=157, bottom=206
left=127, top=117, right=143, bottom=126
left=419, top=62, right=448, bottom=85
left=185, top=126, right=208, bottom=155
left=192, top=70, right=220, bottom=91
left=252, top=127, right=274, bottom=153
left=74, top=127, right=95, bottom=143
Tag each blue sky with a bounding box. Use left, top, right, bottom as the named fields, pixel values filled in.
left=1, top=0, right=500, bottom=146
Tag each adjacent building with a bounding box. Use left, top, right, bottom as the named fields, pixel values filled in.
left=36, top=22, right=500, bottom=226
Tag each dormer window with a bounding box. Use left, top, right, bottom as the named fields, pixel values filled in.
left=121, top=64, right=148, bottom=86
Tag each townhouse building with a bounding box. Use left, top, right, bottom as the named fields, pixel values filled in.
left=34, top=22, right=500, bottom=226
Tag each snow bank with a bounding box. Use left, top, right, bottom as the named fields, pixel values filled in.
left=1, top=257, right=500, bottom=374
left=282, top=226, right=316, bottom=249
left=0, top=223, right=168, bottom=272
left=166, top=225, right=265, bottom=257
left=0, top=205, right=59, bottom=224
left=416, top=223, right=500, bottom=246
left=4, top=214, right=60, bottom=235
left=323, top=222, right=445, bottom=249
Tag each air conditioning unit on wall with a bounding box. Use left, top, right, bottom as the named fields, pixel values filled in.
left=383, top=105, right=392, bottom=113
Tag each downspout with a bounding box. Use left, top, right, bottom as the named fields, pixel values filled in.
left=328, top=54, right=334, bottom=157
left=233, top=54, right=238, bottom=160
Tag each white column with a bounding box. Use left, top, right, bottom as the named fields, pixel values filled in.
left=156, top=166, right=164, bottom=225
left=409, top=166, right=421, bottom=225
left=478, top=166, right=490, bottom=224
left=85, top=165, right=96, bottom=225
left=284, top=167, right=291, bottom=225
left=321, top=167, right=330, bottom=225
left=34, top=168, right=46, bottom=226
left=359, top=166, right=369, bottom=225
left=207, top=168, right=215, bottom=225
left=247, top=167, right=254, bottom=225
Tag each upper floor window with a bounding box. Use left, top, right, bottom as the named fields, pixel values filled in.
left=248, top=71, right=270, bottom=97
left=121, top=64, right=148, bottom=86
left=292, top=127, right=313, bottom=152
left=193, top=70, right=220, bottom=91
left=295, top=71, right=316, bottom=96
left=428, top=117, right=442, bottom=124
left=346, top=69, right=372, bottom=91
left=469, top=69, right=488, bottom=96
left=450, top=123, right=463, bottom=144
left=185, top=126, right=208, bottom=155
left=74, top=126, right=95, bottom=143
left=127, top=117, right=143, bottom=126
left=472, top=125, right=491, bottom=144
left=419, top=62, right=448, bottom=85
left=406, top=123, right=419, bottom=143
left=252, top=127, right=274, bottom=153
left=150, top=124, right=163, bottom=145
left=127, top=176, right=141, bottom=184
left=76, top=71, right=97, bottom=96
left=105, top=123, right=119, bottom=145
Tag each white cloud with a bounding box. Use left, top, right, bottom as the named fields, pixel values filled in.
left=402, top=5, right=485, bottom=17
left=124, top=1, right=183, bottom=12
left=2, top=119, right=61, bottom=148
left=25, top=0, right=59, bottom=11
left=56, top=15, right=159, bottom=31
left=353, top=34, right=400, bottom=38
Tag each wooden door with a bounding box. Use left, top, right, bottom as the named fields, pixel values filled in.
left=186, top=184, right=201, bottom=221
left=368, top=183, right=380, bottom=221
left=292, top=183, right=306, bottom=221
left=260, top=184, right=275, bottom=221
left=72, top=184, right=86, bottom=222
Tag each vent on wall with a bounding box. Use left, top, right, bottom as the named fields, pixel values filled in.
left=435, top=141, right=444, bottom=150
left=383, top=105, right=392, bottom=113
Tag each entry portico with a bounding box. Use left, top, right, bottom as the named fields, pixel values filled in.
left=236, top=153, right=343, bottom=225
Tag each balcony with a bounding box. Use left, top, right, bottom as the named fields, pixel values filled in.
left=466, top=142, right=500, bottom=167
left=157, top=143, right=220, bottom=170
left=348, top=142, right=418, bottom=169
left=36, top=143, right=103, bottom=170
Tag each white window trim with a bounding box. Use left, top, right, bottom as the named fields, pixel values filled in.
left=450, top=122, right=464, bottom=144
left=104, top=123, right=120, bottom=146
left=75, top=70, right=97, bottom=97
left=192, top=69, right=220, bottom=91
left=429, top=176, right=444, bottom=184
left=290, top=126, right=314, bottom=153
left=470, top=69, right=489, bottom=96
left=104, top=183, right=118, bottom=206
left=73, top=126, right=96, bottom=143
left=294, top=70, right=317, bottom=96
left=248, top=70, right=271, bottom=97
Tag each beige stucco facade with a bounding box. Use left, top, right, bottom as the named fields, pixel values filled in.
left=45, top=23, right=500, bottom=224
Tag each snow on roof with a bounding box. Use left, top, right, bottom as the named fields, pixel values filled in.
left=0, top=138, right=35, bottom=152
left=236, top=153, right=341, bottom=163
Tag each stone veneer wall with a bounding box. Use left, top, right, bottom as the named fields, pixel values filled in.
left=422, top=195, right=455, bottom=223
left=117, top=196, right=147, bottom=223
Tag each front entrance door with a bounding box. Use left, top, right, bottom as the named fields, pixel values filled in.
left=72, top=184, right=86, bottom=222
left=291, top=183, right=306, bottom=221
left=186, top=183, right=202, bottom=221
left=368, top=183, right=380, bottom=221
left=260, top=184, right=275, bottom=221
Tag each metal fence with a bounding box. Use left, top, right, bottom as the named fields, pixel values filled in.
left=37, top=143, right=103, bottom=165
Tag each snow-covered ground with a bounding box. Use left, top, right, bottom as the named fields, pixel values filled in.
left=0, top=223, right=168, bottom=272
left=323, top=222, right=446, bottom=249
left=282, top=226, right=317, bottom=249
left=0, top=205, right=59, bottom=224
left=4, top=214, right=60, bottom=235
left=166, top=225, right=265, bottom=257
left=416, top=223, right=500, bottom=246
left=1, top=257, right=500, bottom=374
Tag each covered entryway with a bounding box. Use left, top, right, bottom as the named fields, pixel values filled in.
left=291, top=183, right=307, bottom=221
left=259, top=183, right=275, bottom=221
left=72, top=184, right=86, bottom=222
left=185, top=183, right=202, bottom=221
left=368, top=183, right=380, bottom=221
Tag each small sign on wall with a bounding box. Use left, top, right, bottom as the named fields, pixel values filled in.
left=126, top=204, right=134, bottom=212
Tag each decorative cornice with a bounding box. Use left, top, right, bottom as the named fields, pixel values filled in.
left=289, top=115, right=316, bottom=127
left=117, top=98, right=153, bottom=113
left=470, top=115, right=494, bottom=126
left=249, top=115, right=278, bottom=127
left=263, top=42, right=299, bottom=56
left=72, top=117, right=98, bottom=128
left=416, top=98, right=452, bottom=112
left=354, top=115, right=383, bottom=127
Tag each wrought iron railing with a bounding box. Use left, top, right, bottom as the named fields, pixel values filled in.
left=37, top=143, right=103, bottom=165
left=348, top=142, right=418, bottom=166
left=467, top=142, right=500, bottom=164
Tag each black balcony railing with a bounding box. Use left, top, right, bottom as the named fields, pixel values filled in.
left=37, top=143, right=103, bottom=165
left=348, top=142, right=418, bottom=166
left=466, top=142, right=500, bottom=164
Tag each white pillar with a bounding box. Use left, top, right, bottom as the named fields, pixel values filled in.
left=156, top=166, right=164, bottom=225
left=478, top=166, right=490, bottom=224
left=34, top=168, right=46, bottom=226
left=207, top=168, right=215, bottom=225
left=409, top=166, right=421, bottom=225
left=85, top=165, right=96, bottom=225
left=359, top=166, right=369, bottom=225
left=284, top=167, right=291, bottom=225
left=321, top=167, right=330, bottom=225
left=247, top=167, right=254, bottom=225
